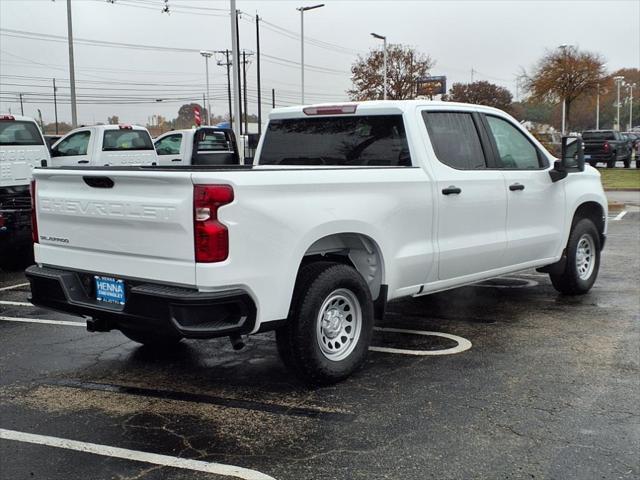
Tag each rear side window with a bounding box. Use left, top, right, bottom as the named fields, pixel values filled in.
left=259, top=115, right=411, bottom=166
left=103, top=130, right=153, bottom=151
left=196, top=131, right=232, bottom=152
left=155, top=134, right=182, bottom=155
left=0, top=121, right=44, bottom=146
left=422, top=112, right=486, bottom=169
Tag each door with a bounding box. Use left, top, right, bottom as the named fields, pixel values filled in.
left=50, top=130, right=92, bottom=167
left=421, top=110, right=508, bottom=280
left=154, top=133, right=184, bottom=166
left=482, top=114, right=565, bottom=265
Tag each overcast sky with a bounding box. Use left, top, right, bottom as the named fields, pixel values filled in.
left=0, top=0, right=638, bottom=126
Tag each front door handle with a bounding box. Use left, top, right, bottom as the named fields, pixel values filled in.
left=171, top=158, right=182, bottom=162
left=77, top=160, right=89, bottom=164
left=442, top=186, right=462, bottom=195
left=509, top=183, right=525, bottom=191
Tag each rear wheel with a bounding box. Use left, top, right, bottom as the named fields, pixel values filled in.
left=276, top=261, right=374, bottom=385
left=550, top=218, right=601, bottom=295
left=588, top=160, right=598, bottom=168
left=607, top=154, right=616, bottom=168
left=623, top=155, right=631, bottom=168
left=120, top=328, right=183, bottom=348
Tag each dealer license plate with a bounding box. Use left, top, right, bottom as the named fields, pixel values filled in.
left=95, top=276, right=126, bottom=305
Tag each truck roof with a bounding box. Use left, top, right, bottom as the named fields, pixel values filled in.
left=269, top=100, right=512, bottom=119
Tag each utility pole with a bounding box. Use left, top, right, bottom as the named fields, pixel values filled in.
left=627, top=83, right=636, bottom=131
left=19, top=93, right=24, bottom=115
left=298, top=4, right=325, bottom=104
left=66, top=0, right=78, bottom=127
left=200, top=51, right=213, bottom=125
left=53, top=78, right=59, bottom=134
left=235, top=9, right=243, bottom=134
left=230, top=1, right=241, bottom=139
left=272, top=88, right=275, bottom=108
left=614, top=76, right=625, bottom=131
left=217, top=50, right=233, bottom=124
left=243, top=50, right=248, bottom=134
left=596, top=83, right=600, bottom=130
left=256, top=14, right=262, bottom=135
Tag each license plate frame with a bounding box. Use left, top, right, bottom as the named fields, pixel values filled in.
left=95, top=275, right=126, bottom=305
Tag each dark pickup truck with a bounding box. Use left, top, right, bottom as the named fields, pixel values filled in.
left=0, top=185, right=33, bottom=267
left=582, top=130, right=632, bottom=168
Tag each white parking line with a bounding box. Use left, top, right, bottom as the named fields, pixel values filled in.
left=370, top=327, right=472, bottom=356
left=613, top=210, right=628, bottom=221
left=0, top=316, right=85, bottom=327
left=0, top=283, right=29, bottom=292
left=0, top=428, right=276, bottom=480
left=0, top=300, right=32, bottom=307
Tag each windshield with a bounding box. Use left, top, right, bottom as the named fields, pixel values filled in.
left=102, top=129, right=154, bottom=151
left=0, top=121, right=44, bottom=146
left=259, top=115, right=411, bottom=166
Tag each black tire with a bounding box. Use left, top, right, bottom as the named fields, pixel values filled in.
left=623, top=156, right=631, bottom=168
left=550, top=218, right=601, bottom=295
left=607, top=154, right=616, bottom=168
left=276, top=261, right=374, bottom=385
left=588, top=160, right=598, bottom=168
left=636, top=159, right=640, bottom=169
left=120, top=328, right=183, bottom=348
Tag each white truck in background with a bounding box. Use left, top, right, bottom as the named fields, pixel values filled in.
left=0, top=114, right=50, bottom=262
left=153, top=127, right=240, bottom=166
left=50, top=124, right=157, bottom=167
left=27, top=101, right=607, bottom=385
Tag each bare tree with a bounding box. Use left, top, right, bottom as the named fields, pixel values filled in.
left=446, top=81, right=513, bottom=111
left=522, top=46, right=606, bottom=131
left=348, top=45, right=435, bottom=101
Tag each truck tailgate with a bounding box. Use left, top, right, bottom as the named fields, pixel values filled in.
left=33, top=169, right=196, bottom=285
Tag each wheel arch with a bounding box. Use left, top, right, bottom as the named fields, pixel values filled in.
left=571, top=200, right=606, bottom=247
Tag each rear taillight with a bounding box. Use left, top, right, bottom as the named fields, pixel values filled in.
left=0, top=114, right=15, bottom=121
left=603, top=141, right=610, bottom=152
left=193, top=185, right=234, bottom=263
left=30, top=179, right=38, bottom=244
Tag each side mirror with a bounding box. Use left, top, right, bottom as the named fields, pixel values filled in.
left=550, top=136, right=584, bottom=183
left=561, top=135, right=584, bottom=172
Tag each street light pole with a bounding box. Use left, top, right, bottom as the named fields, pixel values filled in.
left=200, top=50, right=213, bottom=125
left=297, top=4, right=324, bottom=104
left=371, top=33, right=388, bottom=100
left=614, top=76, right=625, bottom=131
left=558, top=44, right=569, bottom=134
left=66, top=0, right=78, bottom=127
left=596, top=83, right=600, bottom=130
left=631, top=84, right=635, bottom=131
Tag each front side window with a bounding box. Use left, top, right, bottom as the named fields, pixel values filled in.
left=422, top=111, right=486, bottom=169
left=103, top=130, right=154, bottom=151
left=259, top=115, right=411, bottom=167
left=486, top=116, right=542, bottom=169
left=0, top=121, right=44, bottom=146
left=53, top=131, right=90, bottom=156
left=155, top=134, right=182, bottom=155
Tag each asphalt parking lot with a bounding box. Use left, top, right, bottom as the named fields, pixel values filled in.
left=1, top=213, right=638, bottom=480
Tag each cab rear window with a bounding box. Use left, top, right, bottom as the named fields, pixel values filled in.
left=259, top=115, right=411, bottom=166
left=103, top=130, right=153, bottom=151
left=0, top=121, right=44, bottom=146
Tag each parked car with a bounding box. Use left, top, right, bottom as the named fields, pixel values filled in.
left=154, top=127, right=240, bottom=166
left=26, top=101, right=607, bottom=384
left=582, top=130, right=632, bottom=168
left=50, top=124, right=157, bottom=167
left=0, top=114, right=49, bottom=263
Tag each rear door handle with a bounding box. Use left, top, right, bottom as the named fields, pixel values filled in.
left=171, top=158, right=182, bottom=162
left=509, top=183, right=525, bottom=191
left=442, top=186, right=462, bottom=195
left=77, top=160, right=89, bottom=164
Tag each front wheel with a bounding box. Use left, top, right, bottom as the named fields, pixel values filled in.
left=550, top=218, right=601, bottom=295
left=276, top=261, right=374, bottom=385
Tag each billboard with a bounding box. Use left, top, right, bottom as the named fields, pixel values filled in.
left=416, top=76, right=447, bottom=97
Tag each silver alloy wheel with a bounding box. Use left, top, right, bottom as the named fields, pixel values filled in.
left=575, top=233, right=596, bottom=280
left=316, top=288, right=362, bottom=362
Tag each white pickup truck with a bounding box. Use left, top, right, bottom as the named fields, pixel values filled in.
left=153, top=127, right=240, bottom=166
left=27, top=101, right=607, bottom=384
left=50, top=124, right=157, bottom=167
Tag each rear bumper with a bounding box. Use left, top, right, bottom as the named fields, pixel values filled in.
left=25, top=265, right=256, bottom=339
